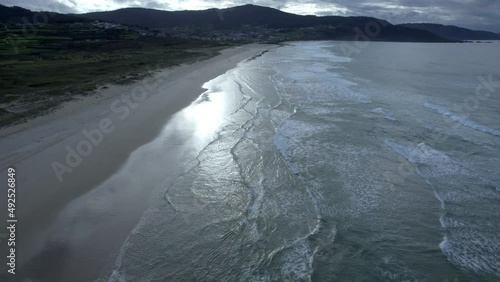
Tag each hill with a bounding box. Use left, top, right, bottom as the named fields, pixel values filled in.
left=0, top=4, right=89, bottom=24
left=0, top=4, right=455, bottom=42
left=0, top=4, right=226, bottom=126
left=399, top=23, right=500, bottom=41
left=81, top=4, right=452, bottom=42
left=82, top=5, right=386, bottom=29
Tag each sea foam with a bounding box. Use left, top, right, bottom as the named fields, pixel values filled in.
left=424, top=101, right=500, bottom=137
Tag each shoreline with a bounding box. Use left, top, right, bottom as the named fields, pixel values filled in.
left=0, top=46, right=227, bottom=139
left=0, top=43, right=276, bottom=282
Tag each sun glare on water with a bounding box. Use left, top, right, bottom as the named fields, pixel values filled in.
left=183, top=90, right=228, bottom=143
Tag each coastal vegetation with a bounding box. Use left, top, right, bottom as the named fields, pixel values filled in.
left=0, top=19, right=227, bottom=126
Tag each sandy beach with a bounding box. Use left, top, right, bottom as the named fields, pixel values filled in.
left=0, top=43, right=274, bottom=282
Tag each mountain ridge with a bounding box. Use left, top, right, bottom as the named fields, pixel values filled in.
left=0, top=4, right=90, bottom=24
left=78, top=4, right=452, bottom=42
left=0, top=4, right=462, bottom=42
left=81, top=5, right=390, bottom=29
left=399, top=23, right=500, bottom=41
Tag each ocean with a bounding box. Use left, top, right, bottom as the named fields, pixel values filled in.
left=106, top=41, right=500, bottom=281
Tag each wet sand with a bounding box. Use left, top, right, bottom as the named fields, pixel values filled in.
left=0, top=44, right=274, bottom=282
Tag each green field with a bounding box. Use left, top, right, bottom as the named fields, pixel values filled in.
left=0, top=23, right=231, bottom=126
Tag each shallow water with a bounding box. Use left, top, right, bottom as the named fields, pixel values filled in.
left=106, top=41, right=500, bottom=281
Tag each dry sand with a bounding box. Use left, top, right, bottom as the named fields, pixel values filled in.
left=0, top=43, right=275, bottom=282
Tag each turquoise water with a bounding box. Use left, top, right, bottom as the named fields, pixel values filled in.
left=107, top=41, right=500, bottom=281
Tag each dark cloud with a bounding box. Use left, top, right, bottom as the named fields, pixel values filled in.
left=249, top=0, right=500, bottom=32
left=308, top=0, right=500, bottom=32
left=0, top=0, right=498, bottom=32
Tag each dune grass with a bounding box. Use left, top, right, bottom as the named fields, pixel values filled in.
left=0, top=23, right=230, bottom=127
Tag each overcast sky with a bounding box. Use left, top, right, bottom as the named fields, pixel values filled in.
left=1, top=0, right=499, bottom=32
